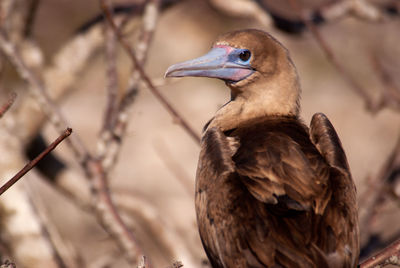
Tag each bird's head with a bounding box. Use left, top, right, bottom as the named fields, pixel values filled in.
left=165, top=29, right=301, bottom=129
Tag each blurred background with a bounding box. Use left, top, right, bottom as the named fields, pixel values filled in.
left=0, top=0, right=400, bottom=267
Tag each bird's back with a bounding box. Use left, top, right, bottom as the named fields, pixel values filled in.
left=195, top=116, right=359, bottom=268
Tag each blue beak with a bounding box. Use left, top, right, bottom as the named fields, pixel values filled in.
left=165, top=46, right=254, bottom=82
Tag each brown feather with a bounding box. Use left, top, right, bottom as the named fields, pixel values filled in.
left=196, top=116, right=359, bottom=267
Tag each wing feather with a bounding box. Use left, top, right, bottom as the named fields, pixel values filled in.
left=196, top=116, right=359, bottom=268
left=310, top=113, right=359, bottom=267
left=232, top=127, right=330, bottom=213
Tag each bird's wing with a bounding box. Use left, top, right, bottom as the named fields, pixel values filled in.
left=309, top=113, right=359, bottom=267
left=309, top=113, right=350, bottom=172
left=227, top=123, right=335, bottom=267
left=233, top=126, right=331, bottom=214
left=195, top=127, right=240, bottom=268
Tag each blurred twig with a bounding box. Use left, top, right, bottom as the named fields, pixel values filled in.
left=27, top=181, right=83, bottom=268
left=87, top=159, right=145, bottom=265
left=154, top=140, right=194, bottom=196
left=0, top=29, right=89, bottom=163
left=370, top=52, right=400, bottom=112
left=0, top=92, right=16, bottom=119
left=288, top=0, right=400, bottom=114
left=102, top=0, right=119, bottom=132
left=360, top=237, right=400, bottom=267
left=98, top=0, right=159, bottom=172
left=0, top=128, right=72, bottom=196
left=0, top=260, right=15, bottom=268
left=100, top=0, right=201, bottom=144
left=115, top=191, right=199, bottom=267
left=320, top=0, right=385, bottom=21
left=288, top=0, right=380, bottom=112
left=23, top=0, right=40, bottom=38
left=0, top=21, right=146, bottom=265
left=359, top=135, right=400, bottom=243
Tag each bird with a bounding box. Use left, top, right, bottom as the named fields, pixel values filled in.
left=165, top=29, right=359, bottom=268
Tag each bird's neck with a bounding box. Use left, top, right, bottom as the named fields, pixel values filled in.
left=207, top=68, right=301, bottom=132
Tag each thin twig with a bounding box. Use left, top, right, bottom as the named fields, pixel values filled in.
left=0, top=29, right=89, bottom=163
left=360, top=237, right=400, bottom=267
left=0, top=128, right=72, bottom=196
left=98, top=0, right=159, bottom=172
left=23, top=0, right=40, bottom=38
left=319, top=0, right=385, bottom=22
left=87, top=159, right=145, bottom=265
left=26, top=185, right=73, bottom=268
left=369, top=52, right=400, bottom=112
left=154, top=140, right=194, bottom=196
left=288, top=0, right=377, bottom=112
left=102, top=0, right=119, bottom=131
left=100, top=0, right=201, bottom=144
left=0, top=92, right=16, bottom=118
left=359, top=135, right=400, bottom=242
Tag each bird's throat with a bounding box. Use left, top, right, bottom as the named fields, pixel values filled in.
left=208, top=72, right=301, bottom=132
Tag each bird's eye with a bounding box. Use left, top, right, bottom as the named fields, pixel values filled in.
left=239, top=50, right=251, bottom=62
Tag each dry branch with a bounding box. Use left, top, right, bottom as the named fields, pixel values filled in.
left=154, top=140, right=194, bottom=196
left=0, top=92, right=16, bottom=119
left=289, top=0, right=400, bottom=114
left=23, top=0, right=40, bottom=38
left=100, top=0, right=201, bottom=144
left=87, top=159, right=145, bottom=265
left=98, top=0, right=161, bottom=173
left=115, top=192, right=199, bottom=267
left=0, top=128, right=72, bottom=196
left=102, top=0, right=120, bottom=132
left=0, top=29, right=89, bottom=162
left=1, top=20, right=146, bottom=265
left=0, top=260, right=15, bottom=268
left=360, top=238, right=400, bottom=267
left=15, top=20, right=105, bottom=143
left=26, top=181, right=83, bottom=268
left=370, top=52, right=400, bottom=113
left=288, top=0, right=380, bottom=112
left=359, top=135, right=400, bottom=243
left=319, top=0, right=385, bottom=21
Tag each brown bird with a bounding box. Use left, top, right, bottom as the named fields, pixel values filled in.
left=165, top=29, right=359, bottom=268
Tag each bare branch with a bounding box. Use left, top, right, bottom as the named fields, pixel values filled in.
left=0, top=260, right=15, bottom=268
left=98, top=0, right=160, bottom=172
left=369, top=52, right=400, bottom=113
left=0, top=128, right=72, bottom=196
left=87, top=159, right=145, bottom=265
left=320, top=0, right=386, bottom=22
left=115, top=191, right=199, bottom=267
left=288, top=0, right=380, bottom=112
left=167, top=261, right=184, bottom=268
left=359, top=134, right=400, bottom=242
left=23, top=0, right=40, bottom=38
left=26, top=183, right=83, bottom=268
left=0, top=92, right=16, bottom=119
left=0, top=29, right=89, bottom=162
left=360, top=238, right=400, bottom=267
left=102, top=0, right=119, bottom=132
left=154, top=140, right=194, bottom=196
left=137, top=255, right=147, bottom=268
left=100, top=0, right=201, bottom=144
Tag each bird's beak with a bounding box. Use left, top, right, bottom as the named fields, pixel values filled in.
left=165, top=46, right=254, bottom=82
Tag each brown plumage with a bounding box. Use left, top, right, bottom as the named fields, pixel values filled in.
left=166, top=29, right=359, bottom=268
